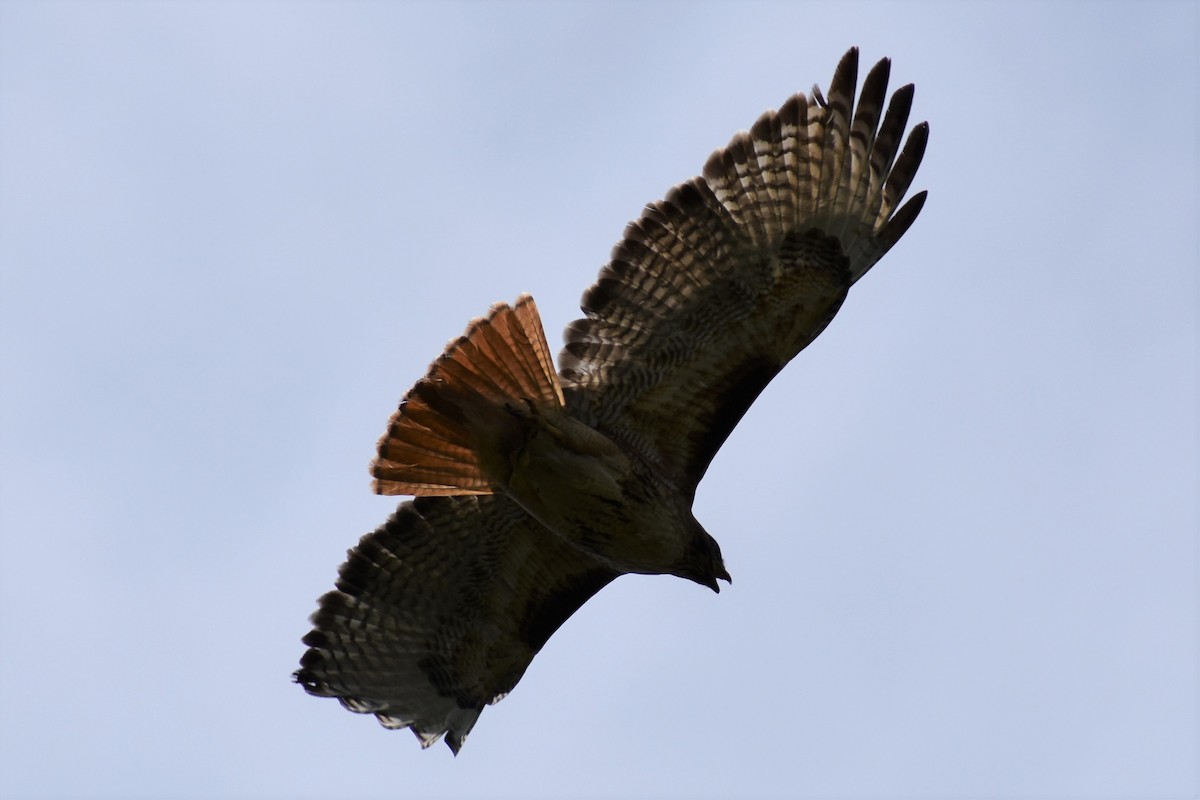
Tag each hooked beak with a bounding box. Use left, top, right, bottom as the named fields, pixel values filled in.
left=706, top=568, right=732, bottom=593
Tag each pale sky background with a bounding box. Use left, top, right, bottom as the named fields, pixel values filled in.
left=1, top=1, right=1197, bottom=798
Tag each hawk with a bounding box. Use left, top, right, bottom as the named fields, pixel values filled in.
left=296, top=47, right=928, bottom=753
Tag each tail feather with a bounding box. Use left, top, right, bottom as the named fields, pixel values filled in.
left=372, top=294, right=564, bottom=496
left=700, top=46, right=927, bottom=286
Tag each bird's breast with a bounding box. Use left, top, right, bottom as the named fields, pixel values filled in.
left=503, top=411, right=694, bottom=575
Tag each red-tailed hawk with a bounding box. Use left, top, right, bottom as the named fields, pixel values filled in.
left=296, top=47, right=928, bottom=753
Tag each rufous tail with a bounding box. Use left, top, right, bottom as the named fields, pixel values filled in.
left=371, top=294, right=564, bottom=496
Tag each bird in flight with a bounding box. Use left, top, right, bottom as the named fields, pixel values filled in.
left=296, top=47, right=928, bottom=754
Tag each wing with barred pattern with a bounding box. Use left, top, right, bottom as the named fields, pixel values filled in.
left=559, top=48, right=927, bottom=491
left=296, top=494, right=618, bottom=754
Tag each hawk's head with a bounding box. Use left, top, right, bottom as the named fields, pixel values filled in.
left=676, top=519, right=731, bottom=593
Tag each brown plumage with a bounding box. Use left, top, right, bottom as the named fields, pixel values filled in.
left=372, top=296, right=564, bottom=497
left=296, top=47, right=928, bottom=753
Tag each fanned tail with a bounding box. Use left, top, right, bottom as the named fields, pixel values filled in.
left=701, top=46, right=928, bottom=284
left=372, top=294, right=564, bottom=496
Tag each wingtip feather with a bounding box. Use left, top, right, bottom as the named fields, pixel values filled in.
left=699, top=47, right=926, bottom=280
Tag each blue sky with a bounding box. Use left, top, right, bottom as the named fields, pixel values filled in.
left=1, top=1, right=1196, bottom=797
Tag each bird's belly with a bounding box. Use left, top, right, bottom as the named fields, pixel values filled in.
left=502, top=416, right=690, bottom=575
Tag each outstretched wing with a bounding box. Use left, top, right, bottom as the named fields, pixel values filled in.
left=295, top=494, right=618, bottom=754
left=559, top=48, right=928, bottom=492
